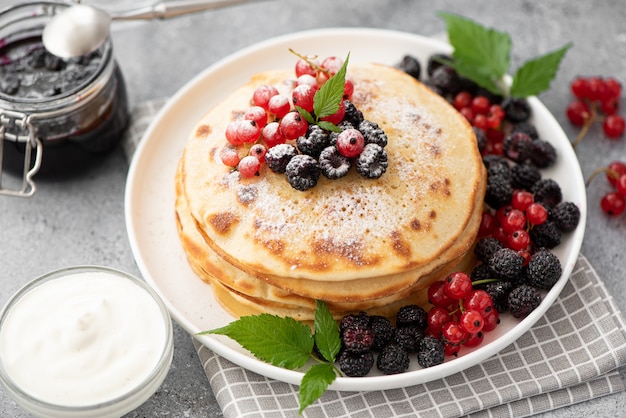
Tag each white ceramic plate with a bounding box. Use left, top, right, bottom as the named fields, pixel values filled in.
left=125, top=28, right=586, bottom=391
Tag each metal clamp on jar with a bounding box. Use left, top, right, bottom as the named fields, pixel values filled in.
left=0, top=1, right=129, bottom=197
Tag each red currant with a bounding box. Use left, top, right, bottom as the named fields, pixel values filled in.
left=444, top=343, right=461, bottom=357
left=441, top=321, right=468, bottom=346
left=320, top=100, right=346, bottom=125
left=225, top=120, right=260, bottom=145
left=482, top=309, right=500, bottom=332
left=607, top=161, right=626, bottom=186
left=463, top=332, right=484, bottom=348
left=427, top=281, right=455, bottom=308
left=587, top=77, right=607, bottom=102
left=501, top=208, right=527, bottom=234
left=471, top=96, right=491, bottom=115
left=526, top=202, right=548, bottom=225
left=249, top=144, right=267, bottom=163
left=295, top=58, right=317, bottom=78
left=602, top=114, right=625, bottom=138
left=427, top=306, right=451, bottom=333
left=296, top=74, right=318, bottom=88
left=343, top=79, right=354, bottom=100
left=601, top=192, right=626, bottom=216
left=268, top=94, right=291, bottom=119
left=443, top=272, right=473, bottom=300
left=336, top=128, right=365, bottom=158
left=279, top=112, right=308, bottom=140
left=477, top=211, right=498, bottom=238
left=508, top=229, right=531, bottom=251
left=244, top=106, right=268, bottom=129
left=238, top=155, right=261, bottom=178
left=220, top=149, right=240, bottom=167
left=570, top=76, right=589, bottom=99
left=566, top=100, right=591, bottom=126
left=616, top=174, right=626, bottom=196
left=252, top=85, right=279, bottom=110
left=292, top=84, right=316, bottom=113
left=460, top=309, right=484, bottom=334
left=261, top=122, right=286, bottom=148
left=464, top=290, right=494, bottom=317
left=511, top=190, right=534, bottom=211
left=453, top=91, right=473, bottom=111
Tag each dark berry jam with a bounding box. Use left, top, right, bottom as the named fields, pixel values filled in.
left=0, top=2, right=129, bottom=181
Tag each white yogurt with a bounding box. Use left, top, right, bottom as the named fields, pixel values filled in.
left=0, top=269, right=170, bottom=408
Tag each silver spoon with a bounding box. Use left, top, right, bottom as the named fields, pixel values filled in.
left=43, top=0, right=265, bottom=58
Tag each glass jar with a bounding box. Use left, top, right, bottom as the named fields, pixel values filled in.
left=0, top=1, right=129, bottom=196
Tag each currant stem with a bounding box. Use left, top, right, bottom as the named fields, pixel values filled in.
left=585, top=167, right=619, bottom=187
left=288, top=48, right=329, bottom=76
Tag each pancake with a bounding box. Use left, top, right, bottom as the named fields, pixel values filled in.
left=176, top=157, right=484, bottom=304
left=179, top=63, right=485, bottom=284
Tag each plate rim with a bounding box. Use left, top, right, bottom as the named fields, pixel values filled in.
left=124, top=27, right=587, bottom=391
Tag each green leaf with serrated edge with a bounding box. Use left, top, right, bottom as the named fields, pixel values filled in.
left=509, top=43, right=572, bottom=98
left=313, top=300, right=341, bottom=363
left=298, top=363, right=337, bottom=414
left=446, top=59, right=503, bottom=95
left=296, top=106, right=315, bottom=124
left=438, top=11, right=511, bottom=78
left=317, top=120, right=341, bottom=133
left=199, top=314, right=313, bottom=370
left=313, top=53, right=350, bottom=119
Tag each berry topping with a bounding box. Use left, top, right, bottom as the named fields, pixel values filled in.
left=318, top=146, right=351, bottom=179
left=285, top=154, right=321, bottom=191
left=265, top=143, right=298, bottom=174
left=416, top=335, right=445, bottom=368
left=296, top=124, right=331, bottom=158
left=376, top=344, right=410, bottom=375
left=338, top=350, right=374, bottom=377
left=396, top=305, right=428, bottom=329
left=525, top=248, right=562, bottom=290
left=358, top=119, right=388, bottom=148
left=341, top=324, right=375, bottom=353
left=507, top=284, right=542, bottom=318
left=355, top=143, right=388, bottom=179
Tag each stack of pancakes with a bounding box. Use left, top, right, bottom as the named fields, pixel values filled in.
left=175, top=63, right=486, bottom=321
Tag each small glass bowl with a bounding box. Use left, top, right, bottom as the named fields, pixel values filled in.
left=0, top=266, right=174, bottom=418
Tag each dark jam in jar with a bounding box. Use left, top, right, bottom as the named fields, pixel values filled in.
left=0, top=3, right=129, bottom=181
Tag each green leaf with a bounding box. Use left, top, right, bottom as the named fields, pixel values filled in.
left=317, top=120, right=341, bottom=133
left=438, top=11, right=511, bottom=82
left=446, top=59, right=504, bottom=95
left=200, top=314, right=313, bottom=369
left=298, top=363, right=337, bottom=414
left=509, top=43, right=572, bottom=98
left=313, top=53, right=350, bottom=119
left=296, top=106, right=315, bottom=124
left=313, top=300, right=341, bottom=363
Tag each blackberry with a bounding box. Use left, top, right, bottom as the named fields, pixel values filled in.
left=525, top=248, right=562, bottom=290
left=341, top=324, right=375, bottom=353
left=392, top=325, right=424, bottom=352
left=416, top=335, right=445, bottom=368
left=475, top=280, right=515, bottom=313
left=296, top=125, right=330, bottom=158
left=319, top=146, right=351, bottom=179
left=285, top=155, right=321, bottom=191
left=488, top=247, right=524, bottom=282
left=511, top=163, right=541, bottom=190
left=339, top=311, right=370, bottom=335
left=359, top=120, right=388, bottom=148
left=511, top=121, right=539, bottom=140
left=474, top=237, right=504, bottom=263
left=473, top=126, right=487, bottom=153
left=470, top=262, right=492, bottom=282
left=529, top=139, right=557, bottom=168
left=429, top=65, right=461, bottom=95
left=355, top=143, right=388, bottom=179
left=549, top=201, right=581, bottom=232
left=508, top=284, right=542, bottom=318
left=503, top=132, right=533, bottom=163
left=502, top=97, right=531, bottom=123
left=426, top=53, right=451, bottom=77
left=531, top=178, right=562, bottom=207
left=424, top=80, right=446, bottom=97
left=485, top=174, right=513, bottom=209
left=396, top=305, right=428, bottom=329
left=483, top=155, right=512, bottom=180
left=265, top=144, right=298, bottom=174
left=369, top=315, right=394, bottom=351
left=338, top=350, right=374, bottom=377
left=397, top=55, right=421, bottom=80
left=343, top=101, right=364, bottom=128
left=0, top=76, right=20, bottom=95
left=376, top=344, right=410, bottom=375
left=529, top=220, right=561, bottom=249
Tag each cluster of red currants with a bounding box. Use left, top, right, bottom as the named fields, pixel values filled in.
left=478, top=190, right=549, bottom=263
left=566, top=76, right=625, bottom=144
left=220, top=55, right=351, bottom=177
left=426, top=272, right=498, bottom=357
left=587, top=161, right=626, bottom=216
left=452, top=91, right=506, bottom=154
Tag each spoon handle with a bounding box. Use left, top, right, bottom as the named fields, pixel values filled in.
left=110, top=0, right=267, bottom=20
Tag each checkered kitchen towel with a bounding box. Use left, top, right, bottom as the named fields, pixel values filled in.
left=126, top=100, right=626, bottom=418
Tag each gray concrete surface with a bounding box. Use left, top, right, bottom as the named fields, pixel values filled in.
left=0, top=0, right=625, bottom=416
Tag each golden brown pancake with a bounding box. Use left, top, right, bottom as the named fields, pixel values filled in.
left=179, top=63, right=485, bottom=284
